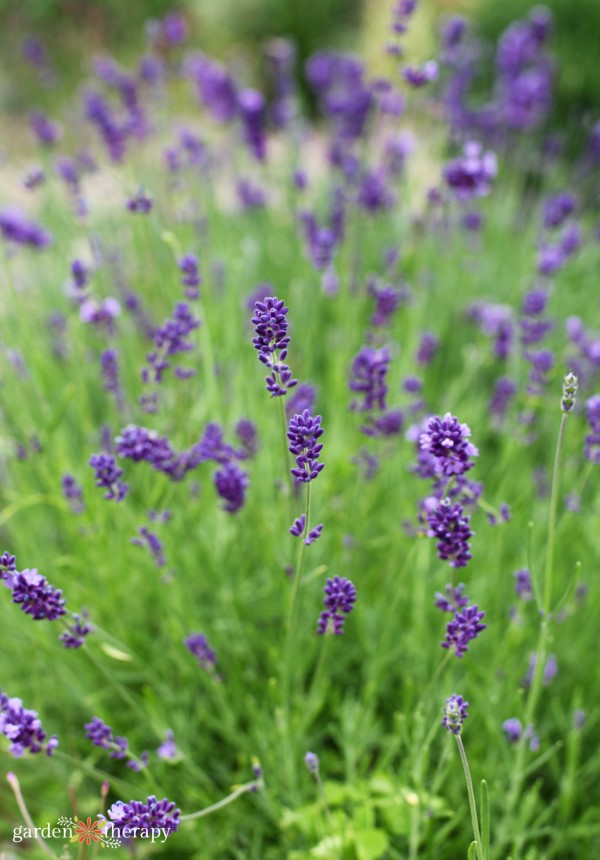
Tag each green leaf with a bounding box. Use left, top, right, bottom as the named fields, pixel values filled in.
left=354, top=828, right=389, bottom=860
left=481, top=780, right=489, bottom=860
left=99, top=643, right=134, bottom=662
left=467, top=841, right=477, bottom=860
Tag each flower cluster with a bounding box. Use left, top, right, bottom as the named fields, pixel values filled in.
left=290, top=514, right=324, bottom=545
left=251, top=296, right=297, bottom=397
left=317, top=576, right=357, bottom=635
left=60, top=611, right=93, bottom=648
left=61, top=474, right=84, bottom=514
left=85, top=717, right=148, bottom=770
left=585, top=395, right=600, bottom=463
left=89, top=453, right=129, bottom=502
left=419, top=413, right=479, bottom=477
left=0, top=206, right=52, bottom=248
left=0, top=690, right=58, bottom=756
left=3, top=565, right=67, bottom=622
left=443, top=142, right=497, bottom=201
left=185, top=633, right=217, bottom=671
left=143, top=302, right=200, bottom=387
left=426, top=498, right=474, bottom=568
left=287, top=410, right=325, bottom=483
left=103, top=796, right=180, bottom=839
left=442, top=605, right=486, bottom=657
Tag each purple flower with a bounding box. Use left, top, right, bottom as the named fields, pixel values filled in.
left=179, top=253, right=201, bottom=299
left=287, top=410, right=325, bottom=483
left=0, top=207, right=51, bottom=248
left=290, top=514, right=306, bottom=537
left=60, top=611, right=93, bottom=648
left=80, top=298, right=121, bottom=329
left=561, top=372, right=578, bottom=414
left=29, top=110, right=60, bottom=146
left=420, top=413, right=478, bottom=477
left=71, top=259, right=89, bottom=290
left=490, top=377, right=516, bottom=424
left=238, top=89, right=267, bottom=161
left=442, top=694, right=468, bottom=735
left=349, top=346, right=390, bottom=413
left=502, top=718, right=522, bottom=742
left=235, top=419, right=258, bottom=458
left=443, top=142, right=497, bottom=201
left=442, top=604, right=486, bottom=657
left=89, top=453, right=129, bottom=502
left=435, top=583, right=469, bottom=613
left=426, top=497, right=473, bottom=567
left=62, top=474, right=84, bottom=515
left=403, top=60, right=439, bottom=87
left=252, top=297, right=297, bottom=397
left=514, top=568, right=533, bottom=601
left=368, top=280, right=405, bottom=327
left=304, top=751, right=320, bottom=773
left=214, top=462, right=249, bottom=514
left=185, top=633, right=217, bottom=671
left=157, top=730, right=178, bottom=760
left=357, top=170, right=396, bottom=212
left=317, top=576, right=357, bottom=635
left=524, top=653, right=558, bottom=688
left=543, top=192, right=576, bottom=230
left=103, top=796, right=180, bottom=839
left=101, top=349, right=123, bottom=407
left=416, top=332, right=439, bottom=365
left=237, top=178, right=267, bottom=210
left=291, top=517, right=323, bottom=544
left=286, top=382, right=317, bottom=420
left=84, top=717, right=117, bottom=758
left=143, top=303, right=200, bottom=385
left=126, top=190, right=153, bottom=214
left=23, top=166, right=45, bottom=190
left=163, top=13, right=187, bottom=45
left=6, top=568, right=67, bottom=621
left=0, top=691, right=58, bottom=756
left=585, top=395, right=600, bottom=463
left=131, top=527, right=166, bottom=568
left=305, top=524, right=324, bottom=545
left=187, top=54, right=238, bottom=123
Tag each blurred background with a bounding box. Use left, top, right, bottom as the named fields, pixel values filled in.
left=0, top=0, right=598, bottom=136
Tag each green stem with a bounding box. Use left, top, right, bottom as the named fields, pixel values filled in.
left=503, top=412, right=569, bottom=843
left=287, top=481, right=312, bottom=634
left=276, top=364, right=292, bottom=490
left=180, top=780, right=260, bottom=821
left=456, top=735, right=483, bottom=859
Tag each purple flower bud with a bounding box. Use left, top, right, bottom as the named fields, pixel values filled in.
left=442, top=694, right=468, bottom=734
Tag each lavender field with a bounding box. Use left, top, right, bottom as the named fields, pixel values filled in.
left=1, top=3, right=599, bottom=858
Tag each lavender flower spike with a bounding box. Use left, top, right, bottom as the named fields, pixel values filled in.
left=442, top=605, right=486, bottom=657
left=561, top=372, right=578, bottom=413
left=419, top=413, right=479, bottom=477
left=252, top=296, right=297, bottom=396
left=103, top=796, right=180, bottom=840
left=287, top=410, right=325, bottom=483
left=442, top=694, right=469, bottom=734
left=89, top=453, right=129, bottom=502
left=317, top=576, right=356, bottom=635
left=0, top=690, right=58, bottom=756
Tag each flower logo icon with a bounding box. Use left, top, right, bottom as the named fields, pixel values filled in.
left=71, top=817, right=107, bottom=846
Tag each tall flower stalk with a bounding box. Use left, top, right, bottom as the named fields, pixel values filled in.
left=504, top=374, right=577, bottom=843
